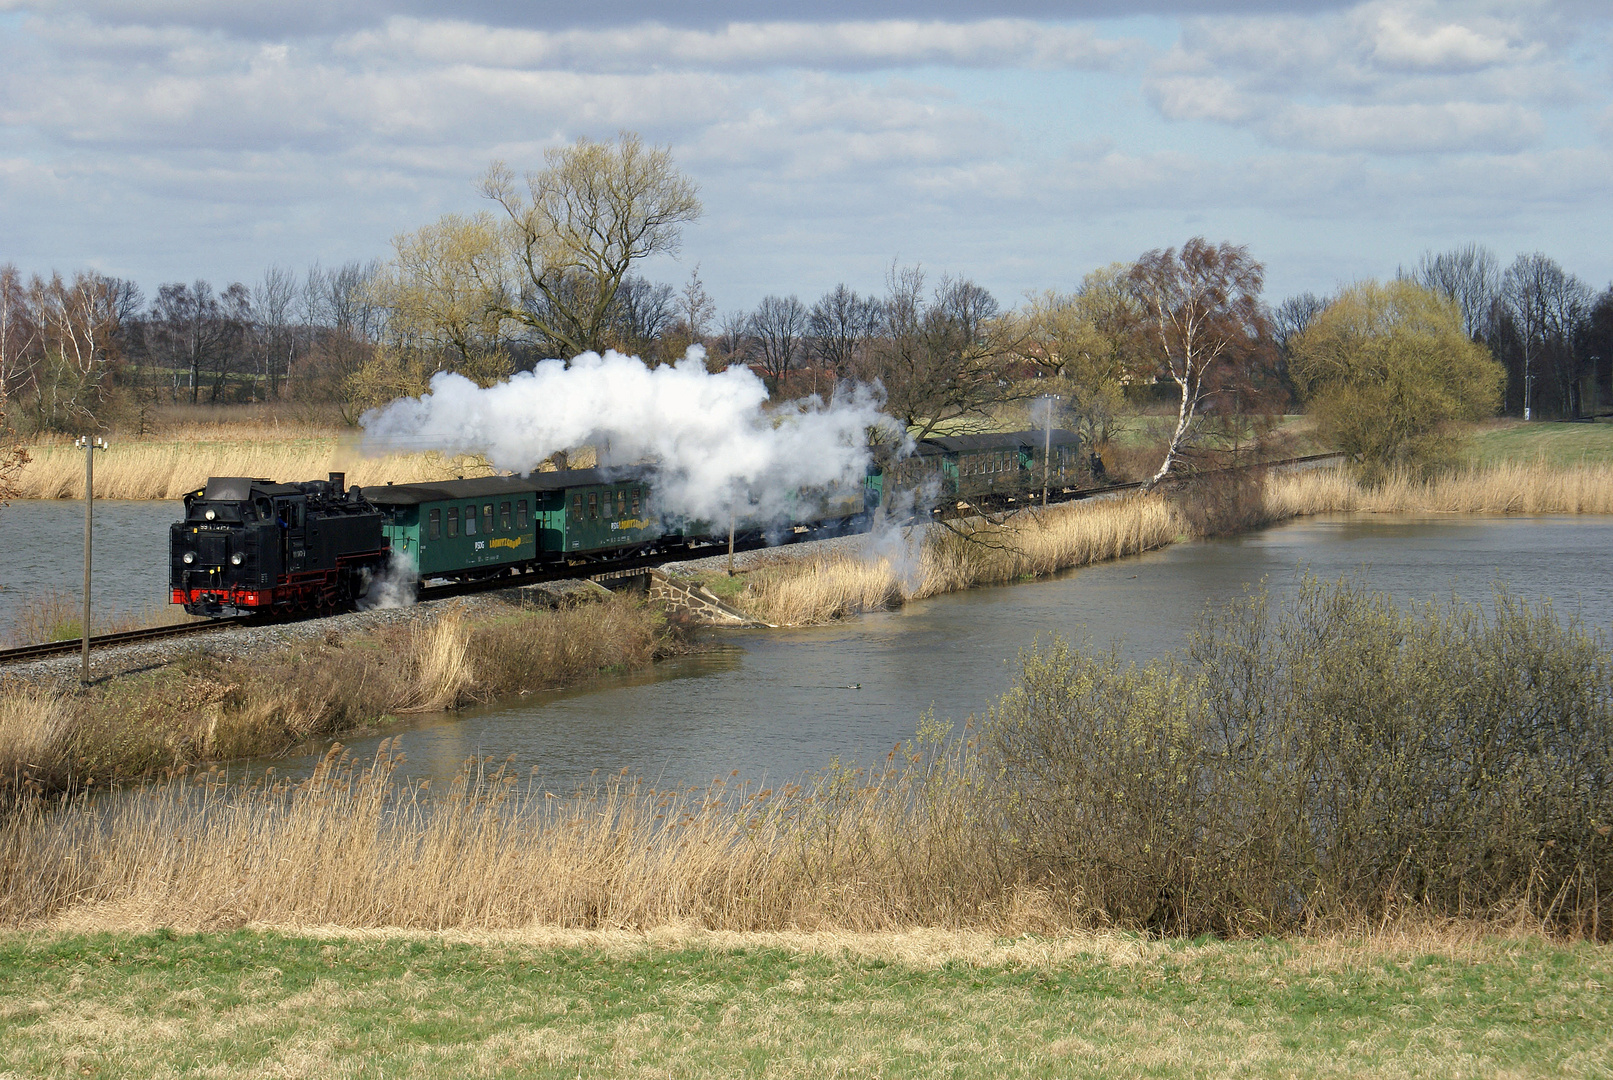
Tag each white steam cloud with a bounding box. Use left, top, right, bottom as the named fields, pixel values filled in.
left=359, top=348, right=901, bottom=524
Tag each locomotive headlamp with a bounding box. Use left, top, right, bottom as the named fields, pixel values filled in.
left=230, top=553, right=244, bottom=565
left=205, top=509, right=216, bottom=521
left=182, top=552, right=195, bottom=564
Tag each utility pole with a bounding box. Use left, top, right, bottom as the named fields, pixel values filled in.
left=1041, top=395, right=1059, bottom=508
left=78, top=435, right=108, bottom=686
left=727, top=511, right=737, bottom=576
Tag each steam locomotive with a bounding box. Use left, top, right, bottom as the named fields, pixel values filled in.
left=170, top=429, right=1083, bottom=618
left=170, top=473, right=388, bottom=616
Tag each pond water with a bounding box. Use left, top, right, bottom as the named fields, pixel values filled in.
left=273, top=514, right=1613, bottom=792
left=0, top=499, right=180, bottom=633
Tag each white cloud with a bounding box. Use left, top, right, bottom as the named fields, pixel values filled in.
left=1145, top=0, right=1580, bottom=153
left=1367, top=7, right=1536, bottom=72
left=1268, top=101, right=1543, bottom=152
left=344, top=17, right=1141, bottom=74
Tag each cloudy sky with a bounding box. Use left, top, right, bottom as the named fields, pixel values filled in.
left=1, top=0, right=1609, bottom=313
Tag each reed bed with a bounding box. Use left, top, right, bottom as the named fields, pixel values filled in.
left=916, top=494, right=1183, bottom=596
left=1267, top=460, right=1613, bottom=517
left=743, top=494, right=1183, bottom=625
left=11, top=438, right=494, bottom=500
left=0, top=735, right=1029, bottom=934
left=0, top=595, right=668, bottom=797
left=742, top=555, right=907, bottom=625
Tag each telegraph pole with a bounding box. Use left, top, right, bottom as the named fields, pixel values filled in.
left=78, top=435, right=108, bottom=686
left=1041, top=395, right=1060, bottom=508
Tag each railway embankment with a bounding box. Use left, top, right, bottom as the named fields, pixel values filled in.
left=0, top=588, right=679, bottom=799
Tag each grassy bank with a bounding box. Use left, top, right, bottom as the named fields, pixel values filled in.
left=1, top=927, right=1606, bottom=1078
left=1468, top=418, right=1613, bottom=467
left=0, top=594, right=668, bottom=798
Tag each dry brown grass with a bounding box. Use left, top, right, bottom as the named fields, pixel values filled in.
left=1268, top=460, right=1613, bottom=517
left=0, top=690, right=75, bottom=797
left=11, top=436, right=496, bottom=500
left=743, top=494, right=1183, bottom=625
left=0, top=734, right=1028, bottom=933
left=743, top=556, right=906, bottom=624
left=0, top=595, right=669, bottom=796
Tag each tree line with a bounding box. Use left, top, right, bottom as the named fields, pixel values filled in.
left=3, top=132, right=1610, bottom=488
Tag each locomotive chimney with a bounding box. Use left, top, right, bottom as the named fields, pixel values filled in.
left=329, top=471, right=346, bottom=497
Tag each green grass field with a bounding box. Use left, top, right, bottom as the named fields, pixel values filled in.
left=1467, top=419, right=1613, bottom=467
left=2, top=929, right=1607, bottom=1078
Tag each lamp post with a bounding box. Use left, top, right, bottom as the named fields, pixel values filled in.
left=77, top=435, right=108, bottom=686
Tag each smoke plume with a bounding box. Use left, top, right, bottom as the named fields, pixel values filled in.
left=360, top=348, right=901, bottom=525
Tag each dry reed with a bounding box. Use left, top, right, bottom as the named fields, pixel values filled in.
left=0, top=690, right=76, bottom=798
left=1267, top=460, right=1613, bottom=517
left=0, top=735, right=1036, bottom=933
left=743, top=494, right=1183, bottom=625
left=0, top=595, right=669, bottom=795
left=11, top=438, right=495, bottom=500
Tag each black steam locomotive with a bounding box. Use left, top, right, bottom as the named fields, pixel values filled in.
left=170, top=472, right=388, bottom=617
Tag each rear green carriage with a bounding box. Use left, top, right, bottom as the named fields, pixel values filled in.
left=365, top=476, right=540, bottom=576
left=882, top=429, right=1083, bottom=503
left=936, top=430, right=1082, bottom=500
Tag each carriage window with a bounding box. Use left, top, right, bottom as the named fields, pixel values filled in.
left=428, top=509, right=441, bottom=540
left=614, top=490, right=625, bottom=517
left=572, top=494, right=583, bottom=518
left=464, top=505, right=476, bottom=535
left=587, top=492, right=598, bottom=519
left=499, top=502, right=511, bottom=530
left=517, top=500, right=528, bottom=528
left=630, top=489, right=641, bottom=515
left=482, top=504, right=494, bottom=534
left=447, top=506, right=459, bottom=537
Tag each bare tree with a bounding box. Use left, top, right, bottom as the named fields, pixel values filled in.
left=1411, top=244, right=1498, bottom=340
left=809, top=283, right=882, bottom=384
left=713, top=309, right=751, bottom=372
left=1128, top=238, right=1267, bottom=489
left=1271, top=292, right=1328, bottom=357
left=609, top=274, right=677, bottom=361
left=481, top=132, right=701, bottom=359
left=0, top=264, right=40, bottom=403
left=749, top=294, right=807, bottom=395
left=152, top=281, right=230, bottom=404
left=254, top=265, right=298, bottom=397
left=679, top=264, right=716, bottom=343
left=857, top=265, right=1024, bottom=445
left=29, top=272, right=123, bottom=429
left=0, top=391, right=28, bottom=510
left=1501, top=253, right=1590, bottom=419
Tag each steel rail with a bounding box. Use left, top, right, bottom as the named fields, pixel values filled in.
left=0, top=450, right=1348, bottom=666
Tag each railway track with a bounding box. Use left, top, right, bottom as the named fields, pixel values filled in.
left=0, top=450, right=1347, bottom=667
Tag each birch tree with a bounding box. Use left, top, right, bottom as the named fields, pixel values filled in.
left=1128, top=239, right=1266, bottom=489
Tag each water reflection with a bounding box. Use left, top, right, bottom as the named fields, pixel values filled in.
left=270, top=514, right=1613, bottom=792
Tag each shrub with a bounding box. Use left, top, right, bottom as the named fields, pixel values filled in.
left=985, top=576, right=1613, bottom=936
